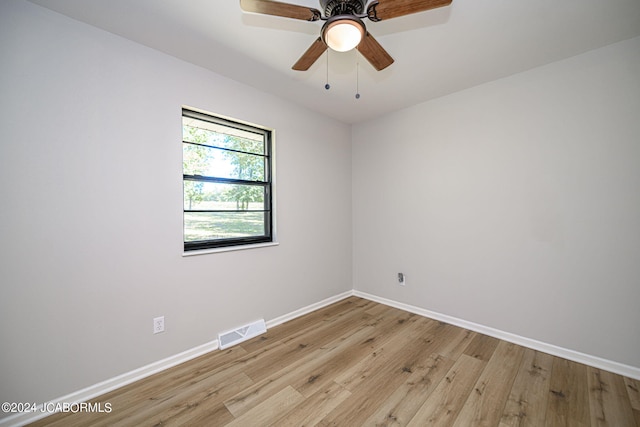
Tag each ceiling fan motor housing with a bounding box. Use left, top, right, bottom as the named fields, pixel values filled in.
left=320, top=0, right=366, bottom=17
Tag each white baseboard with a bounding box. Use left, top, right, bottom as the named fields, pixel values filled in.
left=0, top=290, right=353, bottom=427
left=353, top=290, right=640, bottom=380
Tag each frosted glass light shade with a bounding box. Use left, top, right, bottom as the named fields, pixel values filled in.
left=322, top=16, right=365, bottom=52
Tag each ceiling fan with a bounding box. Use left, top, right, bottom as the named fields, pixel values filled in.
left=240, top=0, right=452, bottom=71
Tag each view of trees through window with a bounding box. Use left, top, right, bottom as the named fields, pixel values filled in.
left=182, top=110, right=272, bottom=250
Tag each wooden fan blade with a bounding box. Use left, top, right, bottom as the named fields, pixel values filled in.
left=292, top=38, right=327, bottom=71
left=240, top=0, right=322, bottom=21
left=367, top=0, right=452, bottom=22
left=357, top=32, right=394, bottom=71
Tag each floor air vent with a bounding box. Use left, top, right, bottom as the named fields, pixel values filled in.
left=218, top=319, right=267, bottom=349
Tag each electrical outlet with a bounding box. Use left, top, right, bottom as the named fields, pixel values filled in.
left=153, top=316, right=165, bottom=334
left=398, top=272, right=406, bottom=286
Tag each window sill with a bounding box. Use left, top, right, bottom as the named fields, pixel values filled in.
left=182, top=241, right=279, bottom=257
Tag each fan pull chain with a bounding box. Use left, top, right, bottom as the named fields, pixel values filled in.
left=325, top=50, right=330, bottom=90
left=355, top=62, right=361, bottom=99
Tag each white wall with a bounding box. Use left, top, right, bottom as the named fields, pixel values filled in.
left=0, top=0, right=352, bottom=408
left=353, top=36, right=640, bottom=369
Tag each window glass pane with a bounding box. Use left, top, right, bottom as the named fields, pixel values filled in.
left=183, top=144, right=265, bottom=181
left=182, top=117, right=264, bottom=155
left=184, top=181, right=266, bottom=211
left=182, top=108, right=272, bottom=251
left=184, top=212, right=266, bottom=242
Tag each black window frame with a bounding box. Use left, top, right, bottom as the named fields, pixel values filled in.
left=182, top=108, right=273, bottom=252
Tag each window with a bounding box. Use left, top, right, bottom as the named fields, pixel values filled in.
left=182, top=108, right=273, bottom=251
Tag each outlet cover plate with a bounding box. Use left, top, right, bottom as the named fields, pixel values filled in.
left=153, top=316, right=165, bottom=334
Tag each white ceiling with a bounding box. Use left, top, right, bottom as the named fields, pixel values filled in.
left=28, top=0, right=640, bottom=124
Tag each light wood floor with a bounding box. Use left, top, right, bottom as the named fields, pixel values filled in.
left=30, top=297, right=640, bottom=426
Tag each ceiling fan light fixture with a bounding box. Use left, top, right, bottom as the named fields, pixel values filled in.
left=322, top=15, right=365, bottom=52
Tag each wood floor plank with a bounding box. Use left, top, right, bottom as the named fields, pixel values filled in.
left=223, top=324, right=375, bottom=417
left=587, top=367, right=637, bottom=426
left=225, top=385, right=304, bottom=427
left=28, top=346, right=250, bottom=427
left=625, top=377, right=640, bottom=410
left=545, top=357, right=590, bottom=427
left=407, top=354, right=486, bottom=426
left=364, top=299, right=397, bottom=316
left=112, top=362, right=251, bottom=424
left=292, top=307, right=421, bottom=398
left=625, top=377, right=640, bottom=426
left=463, top=333, right=500, bottom=361
left=333, top=314, right=438, bottom=391
left=499, top=348, right=554, bottom=427
left=433, top=323, right=477, bottom=360
left=156, top=400, right=235, bottom=427
left=240, top=307, right=373, bottom=383
left=223, top=305, right=412, bottom=420
left=26, top=297, right=640, bottom=427
left=318, top=334, right=447, bottom=426
left=271, top=381, right=352, bottom=427
left=240, top=296, right=373, bottom=356
left=171, top=299, right=371, bottom=415
left=363, top=353, right=456, bottom=426
left=452, top=341, right=525, bottom=427
left=113, top=371, right=253, bottom=427
left=86, top=368, right=251, bottom=427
